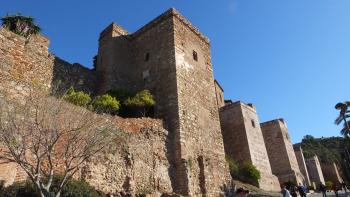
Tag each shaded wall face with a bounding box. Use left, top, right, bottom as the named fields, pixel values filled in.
left=261, top=121, right=291, bottom=176
left=173, top=16, right=230, bottom=196
left=214, top=81, right=225, bottom=108
left=97, top=25, right=135, bottom=93
left=220, top=104, right=251, bottom=163
left=0, top=27, right=95, bottom=99
left=322, top=163, right=343, bottom=185
left=219, top=103, right=280, bottom=191
left=306, top=157, right=325, bottom=185
left=241, top=105, right=274, bottom=176
left=294, top=149, right=311, bottom=186
left=281, top=125, right=301, bottom=174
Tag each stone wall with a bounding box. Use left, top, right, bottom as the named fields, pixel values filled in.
left=261, top=119, right=304, bottom=185
left=219, top=101, right=280, bottom=191
left=293, top=145, right=311, bottom=186
left=214, top=80, right=225, bottom=108
left=173, top=11, right=230, bottom=195
left=82, top=119, right=173, bottom=196
left=306, top=155, right=325, bottom=185
left=0, top=27, right=96, bottom=99
left=321, top=162, right=343, bottom=185
left=96, top=8, right=231, bottom=196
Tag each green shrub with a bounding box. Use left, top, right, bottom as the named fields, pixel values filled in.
left=326, top=181, right=333, bottom=190
left=239, top=161, right=261, bottom=184
left=124, top=90, right=155, bottom=117
left=51, top=176, right=101, bottom=197
left=0, top=181, right=37, bottom=197
left=92, top=94, right=120, bottom=114
left=107, top=89, right=133, bottom=103
left=64, top=88, right=92, bottom=107
left=0, top=176, right=102, bottom=197
left=225, top=156, right=239, bottom=176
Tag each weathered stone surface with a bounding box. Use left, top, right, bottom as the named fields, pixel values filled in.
left=0, top=8, right=231, bottom=196
left=214, top=80, right=225, bottom=108
left=261, top=119, right=304, bottom=185
left=219, top=101, right=280, bottom=191
left=293, top=145, right=311, bottom=186
left=82, top=124, right=173, bottom=196
left=306, top=155, right=325, bottom=185
left=96, top=8, right=231, bottom=196
left=321, top=162, right=343, bottom=185
left=0, top=27, right=96, bottom=99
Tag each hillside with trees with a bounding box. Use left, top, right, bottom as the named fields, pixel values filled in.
left=297, top=135, right=350, bottom=183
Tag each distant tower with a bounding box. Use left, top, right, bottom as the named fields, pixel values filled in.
left=306, top=155, right=325, bottom=185
left=96, top=8, right=230, bottom=196
left=219, top=101, right=280, bottom=191
left=294, top=145, right=311, bottom=186
left=261, top=119, right=305, bottom=184
left=321, top=162, right=343, bottom=185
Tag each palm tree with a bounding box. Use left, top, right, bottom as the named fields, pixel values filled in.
left=335, top=101, right=350, bottom=136
left=1, top=14, right=41, bottom=38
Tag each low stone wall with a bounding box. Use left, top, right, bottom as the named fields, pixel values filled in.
left=82, top=123, right=173, bottom=196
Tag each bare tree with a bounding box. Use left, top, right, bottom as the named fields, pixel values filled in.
left=0, top=91, right=117, bottom=197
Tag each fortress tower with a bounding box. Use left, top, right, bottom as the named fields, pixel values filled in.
left=96, top=8, right=230, bottom=196
left=294, top=145, right=311, bottom=186
left=261, top=119, right=305, bottom=185
left=219, top=101, right=280, bottom=191
left=321, top=162, right=343, bottom=185
left=306, top=155, right=325, bottom=185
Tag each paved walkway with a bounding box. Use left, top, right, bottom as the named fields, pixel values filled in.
left=308, top=191, right=348, bottom=197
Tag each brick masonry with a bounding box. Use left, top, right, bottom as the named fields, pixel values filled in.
left=260, top=119, right=305, bottom=185
left=219, top=101, right=280, bottom=191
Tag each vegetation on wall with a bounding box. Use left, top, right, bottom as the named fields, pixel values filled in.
left=92, top=94, right=120, bottom=114
left=124, top=90, right=155, bottom=117
left=225, top=156, right=261, bottom=185
left=63, top=88, right=155, bottom=118
left=0, top=91, right=116, bottom=197
left=325, top=181, right=333, bottom=190
left=64, top=88, right=91, bottom=107
left=300, top=135, right=350, bottom=184
left=0, top=177, right=102, bottom=197
left=1, top=14, right=41, bottom=38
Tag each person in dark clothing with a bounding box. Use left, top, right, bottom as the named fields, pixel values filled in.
left=298, top=183, right=307, bottom=197
left=320, top=183, right=327, bottom=197
left=290, top=186, right=298, bottom=197
left=333, top=184, right=339, bottom=197
left=342, top=182, right=347, bottom=193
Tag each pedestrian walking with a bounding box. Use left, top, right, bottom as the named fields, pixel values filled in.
left=298, top=183, right=307, bottom=197
left=320, top=183, right=327, bottom=197
left=281, top=185, right=291, bottom=197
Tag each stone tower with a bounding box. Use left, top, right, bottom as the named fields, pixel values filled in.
left=96, top=8, right=230, bottom=196
left=260, top=119, right=304, bottom=184
left=306, top=155, right=325, bottom=185
left=294, top=145, right=311, bottom=186
left=321, top=162, right=343, bottom=185
left=219, top=101, right=280, bottom=191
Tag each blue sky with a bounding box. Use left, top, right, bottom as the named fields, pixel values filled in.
left=1, top=0, right=349, bottom=143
